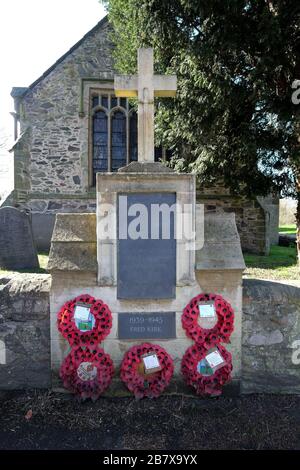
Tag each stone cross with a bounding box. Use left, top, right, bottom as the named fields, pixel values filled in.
left=114, top=48, right=177, bottom=163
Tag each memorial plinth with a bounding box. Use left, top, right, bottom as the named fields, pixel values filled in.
left=48, top=170, right=244, bottom=394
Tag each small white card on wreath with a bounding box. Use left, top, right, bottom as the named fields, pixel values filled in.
left=198, top=301, right=217, bottom=329
left=74, top=304, right=91, bottom=322
left=142, top=353, right=161, bottom=374
left=198, top=302, right=216, bottom=318
left=205, top=348, right=226, bottom=372
left=74, top=303, right=94, bottom=331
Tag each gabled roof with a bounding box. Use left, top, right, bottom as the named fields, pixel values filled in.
left=11, top=15, right=109, bottom=100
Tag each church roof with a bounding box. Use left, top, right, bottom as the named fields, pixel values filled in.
left=11, top=15, right=109, bottom=99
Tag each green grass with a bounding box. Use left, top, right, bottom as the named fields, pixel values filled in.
left=0, top=252, right=49, bottom=277
left=279, top=224, right=296, bottom=234
left=244, top=244, right=299, bottom=280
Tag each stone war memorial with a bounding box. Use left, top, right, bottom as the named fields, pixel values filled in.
left=2, top=7, right=300, bottom=454
left=48, top=48, right=245, bottom=399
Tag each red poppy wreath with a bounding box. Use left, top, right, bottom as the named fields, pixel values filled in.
left=57, top=294, right=112, bottom=347
left=182, top=293, right=234, bottom=345
left=60, top=346, right=114, bottom=400
left=181, top=343, right=232, bottom=396
left=120, top=343, right=174, bottom=399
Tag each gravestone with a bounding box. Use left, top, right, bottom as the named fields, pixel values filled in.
left=0, top=206, right=39, bottom=270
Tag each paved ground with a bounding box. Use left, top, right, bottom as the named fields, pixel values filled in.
left=0, top=391, right=299, bottom=450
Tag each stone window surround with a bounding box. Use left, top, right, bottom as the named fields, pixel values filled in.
left=80, top=78, right=114, bottom=191
left=80, top=77, right=171, bottom=192
left=96, top=172, right=196, bottom=288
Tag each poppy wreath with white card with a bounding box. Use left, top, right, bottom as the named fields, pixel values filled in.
left=120, top=343, right=174, bottom=399
left=182, top=293, right=234, bottom=346
left=181, top=343, right=232, bottom=396
left=60, top=346, right=114, bottom=400
left=57, top=294, right=112, bottom=347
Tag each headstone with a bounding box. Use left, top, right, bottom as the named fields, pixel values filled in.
left=0, top=206, right=39, bottom=270
left=118, top=312, right=176, bottom=340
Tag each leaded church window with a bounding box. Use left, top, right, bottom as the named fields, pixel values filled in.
left=91, top=91, right=137, bottom=186
left=91, top=90, right=171, bottom=186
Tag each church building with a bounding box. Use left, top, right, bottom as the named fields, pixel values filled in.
left=7, top=16, right=278, bottom=253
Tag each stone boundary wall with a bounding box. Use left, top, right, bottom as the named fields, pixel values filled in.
left=0, top=274, right=51, bottom=389
left=242, top=279, right=300, bottom=394
left=0, top=274, right=299, bottom=393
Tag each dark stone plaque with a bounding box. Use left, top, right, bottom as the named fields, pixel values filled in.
left=117, top=192, right=176, bottom=299
left=0, top=206, right=39, bottom=270
left=118, top=312, right=176, bottom=339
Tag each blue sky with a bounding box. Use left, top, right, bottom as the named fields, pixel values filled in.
left=0, top=0, right=106, bottom=155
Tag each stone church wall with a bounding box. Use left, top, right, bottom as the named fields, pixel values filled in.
left=0, top=274, right=299, bottom=393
